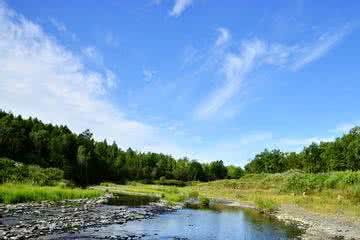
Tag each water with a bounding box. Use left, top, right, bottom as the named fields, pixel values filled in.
left=51, top=207, right=303, bottom=239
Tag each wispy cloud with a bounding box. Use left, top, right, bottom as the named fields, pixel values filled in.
left=292, top=26, right=351, bottom=70
left=49, top=17, right=77, bottom=41
left=0, top=1, right=184, bottom=156
left=215, top=27, right=230, bottom=47
left=278, top=136, right=334, bottom=147
left=194, top=25, right=352, bottom=119
left=49, top=17, right=66, bottom=32
left=195, top=39, right=266, bottom=119
left=170, top=0, right=193, bottom=17
left=192, top=131, right=273, bottom=165
left=143, top=69, right=156, bottom=82
left=82, top=46, right=103, bottom=64
left=332, top=121, right=360, bottom=134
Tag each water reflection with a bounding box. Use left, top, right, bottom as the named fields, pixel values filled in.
left=106, top=193, right=160, bottom=206
left=102, top=208, right=303, bottom=239
left=45, top=207, right=303, bottom=239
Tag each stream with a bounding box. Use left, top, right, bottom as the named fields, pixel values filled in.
left=45, top=206, right=303, bottom=239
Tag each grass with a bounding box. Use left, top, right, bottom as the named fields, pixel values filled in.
left=6, top=169, right=359, bottom=219
left=254, top=198, right=279, bottom=213
left=0, top=183, right=103, bottom=204
left=96, top=182, right=193, bottom=204
left=188, top=171, right=360, bottom=218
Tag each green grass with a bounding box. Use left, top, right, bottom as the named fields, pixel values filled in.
left=188, top=171, right=360, bottom=217
left=0, top=183, right=103, bottom=204
left=96, top=182, right=192, bottom=204
left=254, top=198, right=279, bottom=213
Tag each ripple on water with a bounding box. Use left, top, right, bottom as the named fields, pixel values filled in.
left=48, top=207, right=304, bottom=240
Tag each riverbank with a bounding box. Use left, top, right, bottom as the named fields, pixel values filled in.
left=0, top=194, right=177, bottom=240
left=214, top=198, right=360, bottom=240
left=0, top=183, right=103, bottom=204
left=97, top=181, right=360, bottom=240
left=189, top=174, right=360, bottom=240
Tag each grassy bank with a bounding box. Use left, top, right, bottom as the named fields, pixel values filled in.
left=189, top=170, right=360, bottom=217
left=96, top=182, right=192, bottom=203
left=0, top=183, right=102, bottom=204
left=96, top=171, right=360, bottom=217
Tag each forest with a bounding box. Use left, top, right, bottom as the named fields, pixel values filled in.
left=245, top=128, right=360, bottom=173
left=0, top=111, right=243, bottom=186
left=1, top=110, right=360, bottom=187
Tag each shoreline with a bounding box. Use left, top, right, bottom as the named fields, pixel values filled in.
left=2, top=194, right=360, bottom=240
left=0, top=195, right=177, bottom=240
left=216, top=198, right=360, bottom=240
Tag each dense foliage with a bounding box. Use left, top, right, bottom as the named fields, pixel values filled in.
left=0, top=111, right=243, bottom=185
left=0, top=157, right=63, bottom=185
left=245, top=127, right=360, bottom=173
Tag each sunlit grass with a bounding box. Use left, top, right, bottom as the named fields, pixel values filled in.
left=188, top=174, right=360, bottom=218
left=96, top=182, right=192, bottom=204
left=0, top=183, right=103, bottom=204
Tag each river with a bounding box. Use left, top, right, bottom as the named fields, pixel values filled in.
left=46, top=206, right=303, bottom=239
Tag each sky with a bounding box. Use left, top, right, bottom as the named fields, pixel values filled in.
left=1, top=0, right=360, bottom=166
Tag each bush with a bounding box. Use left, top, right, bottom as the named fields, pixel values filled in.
left=0, top=158, right=64, bottom=186
left=199, top=197, right=210, bottom=208
left=283, top=172, right=328, bottom=193
left=188, top=191, right=199, bottom=198
left=154, top=179, right=186, bottom=187
left=0, top=183, right=102, bottom=204
left=254, top=198, right=279, bottom=213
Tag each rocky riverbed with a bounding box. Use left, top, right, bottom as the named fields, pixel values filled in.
left=0, top=194, right=177, bottom=240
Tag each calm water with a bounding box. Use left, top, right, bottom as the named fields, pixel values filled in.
left=51, top=207, right=303, bottom=240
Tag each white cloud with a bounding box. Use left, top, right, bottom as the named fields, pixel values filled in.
left=215, top=27, right=230, bottom=47
left=143, top=69, right=156, bottom=82
left=278, top=136, right=334, bottom=147
left=195, top=39, right=266, bottom=119
left=191, top=131, right=273, bottom=165
left=49, top=17, right=77, bottom=41
left=194, top=25, right=351, bottom=119
left=292, top=26, right=351, bottom=70
left=0, top=1, right=185, bottom=155
left=332, top=122, right=360, bottom=134
left=170, top=0, right=193, bottom=17
left=82, top=46, right=104, bottom=64
left=49, top=17, right=66, bottom=33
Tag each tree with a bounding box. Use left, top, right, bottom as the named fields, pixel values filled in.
left=209, top=160, right=227, bottom=180
left=77, top=145, right=90, bottom=186
left=346, top=139, right=360, bottom=170
left=188, top=160, right=205, bottom=181
left=227, top=165, right=244, bottom=179
left=303, top=143, right=324, bottom=173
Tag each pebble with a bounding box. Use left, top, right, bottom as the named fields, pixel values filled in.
left=0, top=195, right=175, bottom=240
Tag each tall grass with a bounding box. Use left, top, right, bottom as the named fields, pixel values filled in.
left=0, top=183, right=102, bottom=204
left=188, top=170, right=360, bottom=217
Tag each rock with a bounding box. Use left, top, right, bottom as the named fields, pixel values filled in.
left=0, top=195, right=176, bottom=239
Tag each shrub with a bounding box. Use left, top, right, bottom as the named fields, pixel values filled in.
left=0, top=158, right=64, bottom=186
left=254, top=198, right=279, bottom=213
left=155, top=179, right=186, bottom=187
left=188, top=191, right=199, bottom=198
left=199, top=197, right=210, bottom=208
left=0, top=183, right=102, bottom=204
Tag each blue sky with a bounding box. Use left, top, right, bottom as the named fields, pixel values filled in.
left=1, top=0, right=360, bottom=166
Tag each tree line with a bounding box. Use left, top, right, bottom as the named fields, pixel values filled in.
left=245, top=127, right=360, bottom=173
left=0, top=111, right=244, bottom=186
